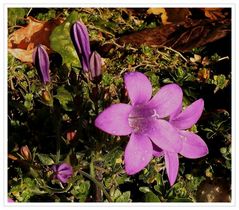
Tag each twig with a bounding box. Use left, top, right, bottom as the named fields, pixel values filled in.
left=218, top=56, right=230, bottom=62
left=163, top=46, right=188, bottom=63
left=78, top=169, right=113, bottom=202
left=26, top=8, right=33, bottom=17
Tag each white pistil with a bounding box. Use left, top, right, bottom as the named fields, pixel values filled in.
left=151, top=109, right=160, bottom=119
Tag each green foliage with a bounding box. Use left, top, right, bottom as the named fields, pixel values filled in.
left=70, top=179, right=90, bottom=202
left=211, top=74, right=229, bottom=93
left=55, top=86, right=74, bottom=111
left=110, top=189, right=131, bottom=202
left=8, top=8, right=28, bottom=27
left=35, top=9, right=56, bottom=21
left=50, top=11, right=81, bottom=68
left=36, top=153, right=55, bottom=165
left=9, top=177, right=44, bottom=202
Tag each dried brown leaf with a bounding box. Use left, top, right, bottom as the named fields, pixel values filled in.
left=118, top=19, right=230, bottom=52
left=8, top=16, right=63, bottom=62
left=147, top=8, right=191, bottom=25
left=202, top=8, right=225, bottom=21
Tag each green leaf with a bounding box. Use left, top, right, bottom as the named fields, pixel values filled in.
left=35, top=9, right=56, bottom=21
left=36, top=153, right=55, bottom=165
left=139, top=186, right=151, bottom=193
left=144, top=192, right=161, bottom=202
left=24, top=93, right=34, bottom=111
left=70, top=180, right=90, bottom=202
left=50, top=11, right=81, bottom=68
left=115, top=191, right=131, bottom=202
left=212, top=74, right=229, bottom=93
left=54, top=86, right=73, bottom=111
left=8, top=8, right=28, bottom=27
left=9, top=177, right=41, bottom=202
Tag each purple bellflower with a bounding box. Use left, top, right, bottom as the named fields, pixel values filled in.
left=32, top=44, right=50, bottom=85
left=71, top=21, right=91, bottom=72
left=95, top=72, right=183, bottom=175
left=51, top=163, right=73, bottom=183
left=153, top=99, right=209, bottom=186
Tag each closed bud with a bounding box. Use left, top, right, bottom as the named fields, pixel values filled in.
left=89, top=51, right=102, bottom=83
left=33, top=44, right=50, bottom=85
left=20, top=145, right=32, bottom=161
left=71, top=21, right=91, bottom=72
left=66, top=130, right=77, bottom=142
left=41, top=89, right=52, bottom=103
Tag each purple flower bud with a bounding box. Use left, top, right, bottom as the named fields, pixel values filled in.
left=89, top=51, right=102, bottom=83
left=71, top=21, right=91, bottom=72
left=51, top=163, right=73, bottom=183
left=32, top=45, right=50, bottom=85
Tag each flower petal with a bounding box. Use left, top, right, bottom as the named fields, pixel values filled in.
left=124, top=133, right=153, bottom=175
left=58, top=163, right=72, bottom=172
left=152, top=143, right=164, bottom=157
left=179, top=130, right=209, bottom=159
left=147, top=119, right=182, bottom=153
left=164, top=151, right=179, bottom=186
left=169, top=102, right=182, bottom=121
left=124, top=72, right=152, bottom=105
left=8, top=198, right=14, bottom=203
left=148, top=84, right=183, bottom=118
left=57, top=174, right=70, bottom=183
left=95, top=104, right=132, bottom=136
left=170, top=99, right=204, bottom=129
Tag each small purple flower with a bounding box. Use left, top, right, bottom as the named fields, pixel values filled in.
left=95, top=72, right=183, bottom=175
left=32, top=44, right=50, bottom=85
left=153, top=99, right=209, bottom=186
left=52, top=163, right=73, bottom=183
left=8, top=198, right=14, bottom=203
left=89, top=51, right=102, bottom=82
left=71, top=21, right=91, bottom=72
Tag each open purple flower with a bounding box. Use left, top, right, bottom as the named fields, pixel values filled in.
left=32, top=44, right=50, bottom=85
left=51, top=163, right=73, bottom=183
left=95, top=72, right=183, bottom=175
left=153, top=99, right=209, bottom=186
left=71, top=21, right=91, bottom=72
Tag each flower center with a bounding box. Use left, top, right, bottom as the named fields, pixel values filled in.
left=128, top=105, right=160, bottom=133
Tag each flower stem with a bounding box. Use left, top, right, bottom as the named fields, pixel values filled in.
left=53, top=106, right=62, bottom=164
left=78, top=169, right=113, bottom=202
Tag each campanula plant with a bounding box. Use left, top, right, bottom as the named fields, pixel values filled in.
left=95, top=72, right=183, bottom=175
left=8, top=8, right=230, bottom=202
left=95, top=71, right=208, bottom=185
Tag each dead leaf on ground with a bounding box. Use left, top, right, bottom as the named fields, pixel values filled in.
left=117, top=19, right=230, bottom=52
left=8, top=154, right=18, bottom=161
left=202, top=8, right=225, bottom=21
left=147, top=8, right=191, bottom=25
left=8, top=16, right=63, bottom=63
left=147, top=8, right=169, bottom=24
